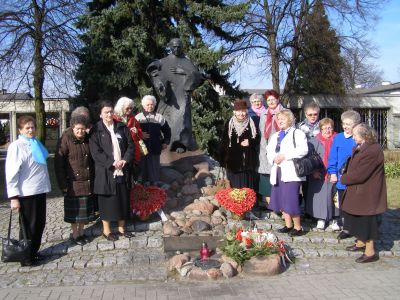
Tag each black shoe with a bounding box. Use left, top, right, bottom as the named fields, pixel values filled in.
left=69, top=235, right=85, bottom=245
left=337, top=231, right=352, bottom=240
left=35, top=253, right=47, bottom=261
left=345, top=244, right=366, bottom=252
left=81, top=234, right=91, bottom=243
left=20, top=260, right=33, bottom=267
left=103, top=233, right=119, bottom=242
left=277, top=226, right=293, bottom=233
left=289, top=228, right=304, bottom=237
left=20, top=258, right=39, bottom=267
left=355, top=254, right=379, bottom=263
left=117, top=231, right=135, bottom=238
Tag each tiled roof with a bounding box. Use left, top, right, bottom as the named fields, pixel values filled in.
left=0, top=92, right=33, bottom=100
left=349, top=82, right=400, bottom=95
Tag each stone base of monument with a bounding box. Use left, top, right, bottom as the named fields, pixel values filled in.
left=160, top=149, right=212, bottom=187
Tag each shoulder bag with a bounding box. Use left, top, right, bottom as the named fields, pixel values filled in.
left=292, top=129, right=324, bottom=177
left=1, top=210, right=32, bottom=263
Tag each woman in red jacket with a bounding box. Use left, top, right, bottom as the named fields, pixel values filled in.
left=340, top=123, right=387, bottom=263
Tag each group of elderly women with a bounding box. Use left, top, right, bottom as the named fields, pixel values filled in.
left=219, top=91, right=387, bottom=263
left=5, top=95, right=170, bottom=265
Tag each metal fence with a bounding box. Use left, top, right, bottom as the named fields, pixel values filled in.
left=292, top=108, right=388, bottom=148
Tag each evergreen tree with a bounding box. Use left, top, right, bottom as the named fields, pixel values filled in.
left=75, top=0, right=246, bottom=155
left=76, top=0, right=247, bottom=103
left=292, top=0, right=345, bottom=95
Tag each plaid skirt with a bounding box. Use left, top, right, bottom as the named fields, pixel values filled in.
left=64, top=195, right=96, bottom=224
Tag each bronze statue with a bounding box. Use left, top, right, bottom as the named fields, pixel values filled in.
left=146, top=38, right=204, bottom=153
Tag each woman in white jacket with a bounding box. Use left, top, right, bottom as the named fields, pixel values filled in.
left=267, top=109, right=308, bottom=236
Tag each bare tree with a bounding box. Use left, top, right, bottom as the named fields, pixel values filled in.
left=226, top=0, right=386, bottom=102
left=342, top=46, right=383, bottom=90
left=0, top=0, right=85, bottom=141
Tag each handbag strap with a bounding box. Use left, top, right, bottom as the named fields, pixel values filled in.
left=6, top=210, right=12, bottom=243
left=6, top=209, right=29, bottom=244
left=292, top=129, right=297, bottom=148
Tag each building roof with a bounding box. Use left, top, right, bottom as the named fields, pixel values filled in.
left=350, top=82, right=400, bottom=95
left=0, top=92, right=33, bottom=100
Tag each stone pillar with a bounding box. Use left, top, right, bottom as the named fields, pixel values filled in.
left=60, top=110, right=67, bottom=134
left=10, top=111, right=17, bottom=142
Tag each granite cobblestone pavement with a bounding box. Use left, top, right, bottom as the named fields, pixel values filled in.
left=0, top=196, right=399, bottom=299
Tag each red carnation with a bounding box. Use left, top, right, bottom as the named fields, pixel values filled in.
left=130, top=184, right=166, bottom=218
left=215, top=188, right=256, bottom=216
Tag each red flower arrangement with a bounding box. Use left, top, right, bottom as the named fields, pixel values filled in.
left=130, top=184, right=166, bottom=218
left=215, top=188, right=256, bottom=216
left=221, top=226, right=292, bottom=266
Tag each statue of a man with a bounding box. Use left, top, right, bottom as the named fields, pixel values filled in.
left=146, top=38, right=204, bottom=153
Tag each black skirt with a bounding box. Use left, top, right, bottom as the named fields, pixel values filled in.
left=97, top=183, right=130, bottom=221
left=227, top=170, right=257, bottom=190
left=343, top=211, right=382, bottom=241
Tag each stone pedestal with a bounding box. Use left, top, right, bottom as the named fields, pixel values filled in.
left=160, top=149, right=210, bottom=185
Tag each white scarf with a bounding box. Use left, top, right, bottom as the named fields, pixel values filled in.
left=106, top=123, right=124, bottom=178
left=228, top=116, right=257, bottom=147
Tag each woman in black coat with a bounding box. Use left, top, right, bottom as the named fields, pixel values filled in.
left=219, top=99, right=259, bottom=189
left=89, top=101, right=135, bottom=241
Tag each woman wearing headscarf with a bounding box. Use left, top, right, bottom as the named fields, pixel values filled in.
left=219, top=99, right=259, bottom=189
left=340, top=123, right=387, bottom=263
left=89, top=101, right=135, bottom=241
left=6, top=115, right=51, bottom=266
left=257, top=89, right=284, bottom=206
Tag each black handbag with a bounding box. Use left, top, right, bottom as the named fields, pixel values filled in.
left=1, top=210, right=32, bottom=263
left=339, top=156, right=351, bottom=175
left=292, top=130, right=324, bottom=177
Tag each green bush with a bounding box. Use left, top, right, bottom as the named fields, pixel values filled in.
left=385, top=161, right=400, bottom=178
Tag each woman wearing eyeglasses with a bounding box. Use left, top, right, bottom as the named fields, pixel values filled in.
left=247, top=93, right=266, bottom=128
left=327, top=110, right=361, bottom=239
left=305, top=118, right=337, bottom=230
left=297, top=102, right=320, bottom=139
left=267, top=109, right=308, bottom=236
left=257, top=90, right=284, bottom=208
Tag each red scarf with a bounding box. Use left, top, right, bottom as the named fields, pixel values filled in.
left=113, top=114, right=143, bottom=162
left=315, top=132, right=336, bottom=167
left=263, top=105, right=282, bottom=139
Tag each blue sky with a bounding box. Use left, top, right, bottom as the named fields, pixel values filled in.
left=235, top=0, right=400, bottom=89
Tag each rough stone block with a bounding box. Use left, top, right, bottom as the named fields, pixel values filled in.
left=57, top=261, right=74, bottom=269
left=98, top=241, right=115, bottom=251
left=73, top=260, right=87, bottom=269
left=188, top=266, right=208, bottom=280
left=149, top=221, right=163, bottom=231
left=147, top=236, right=163, bottom=248
left=86, top=258, right=103, bottom=268
left=114, top=238, right=130, bottom=249
left=242, top=254, right=282, bottom=275
left=130, top=236, right=148, bottom=248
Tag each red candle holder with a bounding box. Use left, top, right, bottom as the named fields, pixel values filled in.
left=200, top=242, right=210, bottom=260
